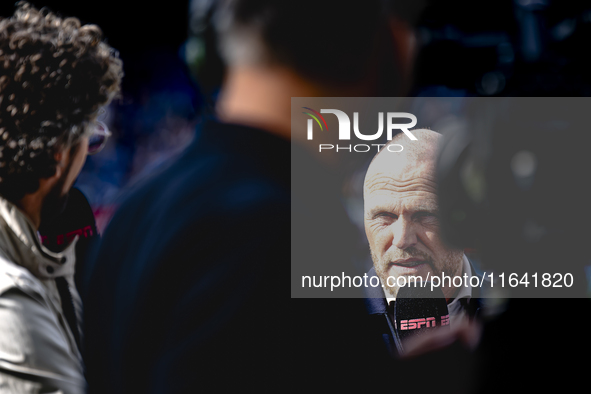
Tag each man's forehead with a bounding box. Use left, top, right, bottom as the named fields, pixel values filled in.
left=364, top=129, right=441, bottom=193
left=364, top=156, right=437, bottom=195
left=364, top=190, right=438, bottom=211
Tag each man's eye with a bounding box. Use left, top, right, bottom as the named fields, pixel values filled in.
left=374, top=212, right=397, bottom=220
left=418, top=213, right=439, bottom=224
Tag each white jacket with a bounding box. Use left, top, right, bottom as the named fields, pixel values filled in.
left=0, top=197, right=85, bottom=393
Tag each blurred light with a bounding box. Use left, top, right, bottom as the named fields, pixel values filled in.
left=183, top=37, right=205, bottom=66
left=478, top=71, right=506, bottom=95
left=511, top=150, right=537, bottom=178
left=520, top=11, right=542, bottom=62
left=460, top=158, right=486, bottom=203
left=551, top=18, right=576, bottom=41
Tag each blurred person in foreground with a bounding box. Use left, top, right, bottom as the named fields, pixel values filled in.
left=81, top=0, right=426, bottom=392
left=0, top=2, right=122, bottom=392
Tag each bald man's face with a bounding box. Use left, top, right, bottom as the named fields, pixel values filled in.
left=364, top=140, right=463, bottom=300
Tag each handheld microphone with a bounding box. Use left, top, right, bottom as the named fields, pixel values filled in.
left=394, top=282, right=450, bottom=354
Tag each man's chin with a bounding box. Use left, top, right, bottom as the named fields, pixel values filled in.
left=377, top=264, right=434, bottom=297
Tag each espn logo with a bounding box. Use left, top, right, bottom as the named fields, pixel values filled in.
left=399, top=315, right=450, bottom=330
left=399, top=317, right=435, bottom=330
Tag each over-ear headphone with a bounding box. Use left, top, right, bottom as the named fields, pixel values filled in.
left=436, top=98, right=591, bottom=280
left=185, top=0, right=226, bottom=111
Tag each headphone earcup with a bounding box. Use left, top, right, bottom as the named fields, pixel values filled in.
left=185, top=1, right=226, bottom=108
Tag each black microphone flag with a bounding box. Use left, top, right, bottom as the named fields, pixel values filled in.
left=394, top=282, right=450, bottom=352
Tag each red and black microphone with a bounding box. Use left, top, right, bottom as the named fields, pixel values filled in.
left=394, top=282, right=450, bottom=354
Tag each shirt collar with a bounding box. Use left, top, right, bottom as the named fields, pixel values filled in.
left=0, top=197, right=77, bottom=280
left=382, top=254, right=473, bottom=305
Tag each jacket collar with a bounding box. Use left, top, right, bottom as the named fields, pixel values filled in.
left=0, top=197, right=77, bottom=280
left=364, top=267, right=389, bottom=315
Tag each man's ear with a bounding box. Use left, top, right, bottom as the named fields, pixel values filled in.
left=52, top=149, right=69, bottom=179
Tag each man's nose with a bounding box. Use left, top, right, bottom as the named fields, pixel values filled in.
left=391, top=216, right=418, bottom=250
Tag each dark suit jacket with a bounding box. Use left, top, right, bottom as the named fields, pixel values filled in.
left=81, top=119, right=290, bottom=393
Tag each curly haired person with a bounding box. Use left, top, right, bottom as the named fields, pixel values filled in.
left=0, top=2, right=122, bottom=393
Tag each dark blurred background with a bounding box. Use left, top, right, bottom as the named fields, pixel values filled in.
left=2, top=0, right=591, bottom=232
left=411, top=0, right=591, bottom=97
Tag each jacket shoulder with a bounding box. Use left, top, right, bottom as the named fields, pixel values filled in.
left=0, top=256, right=46, bottom=302
left=0, top=287, right=85, bottom=393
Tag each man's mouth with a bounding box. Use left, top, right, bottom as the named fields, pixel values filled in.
left=389, top=258, right=428, bottom=268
